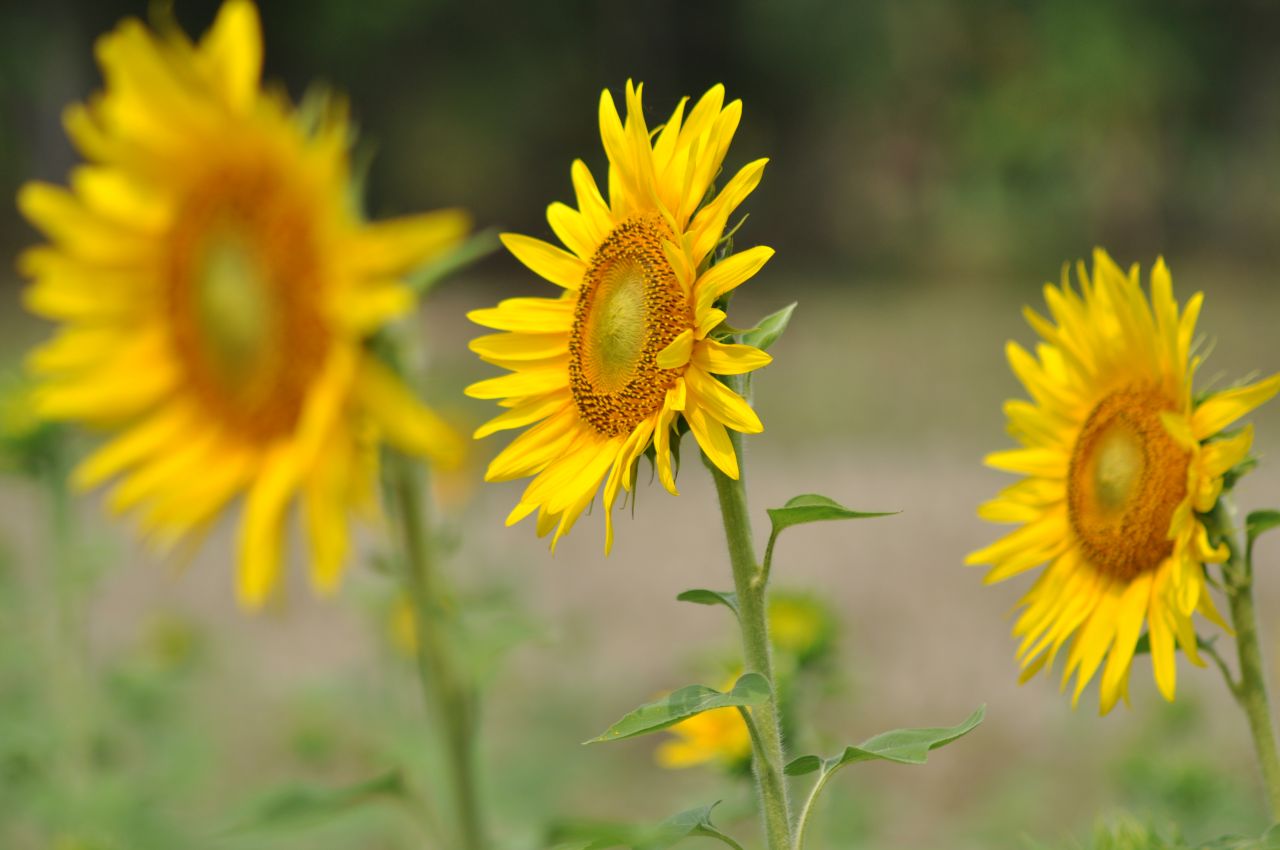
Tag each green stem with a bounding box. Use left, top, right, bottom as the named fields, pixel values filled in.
left=705, top=422, right=792, bottom=850
left=1210, top=499, right=1280, bottom=818
left=387, top=452, right=486, bottom=850
left=792, top=769, right=835, bottom=850
left=41, top=437, right=92, bottom=795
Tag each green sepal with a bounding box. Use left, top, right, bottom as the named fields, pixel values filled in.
left=740, top=302, right=797, bottom=352
left=1247, top=510, right=1280, bottom=562
left=586, top=673, right=770, bottom=744
left=784, top=705, right=985, bottom=776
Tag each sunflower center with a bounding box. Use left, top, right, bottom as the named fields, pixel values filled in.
left=1067, top=386, right=1191, bottom=581
left=193, top=234, right=274, bottom=389
left=166, top=164, right=330, bottom=442
left=569, top=217, right=693, bottom=436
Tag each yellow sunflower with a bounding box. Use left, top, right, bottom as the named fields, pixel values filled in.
left=466, top=81, right=773, bottom=549
left=968, top=249, right=1280, bottom=713
left=18, top=0, right=469, bottom=606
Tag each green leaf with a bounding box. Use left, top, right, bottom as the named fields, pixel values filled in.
left=767, top=494, right=897, bottom=535
left=635, top=802, right=743, bottom=850
left=675, top=589, right=739, bottom=615
left=587, top=673, right=770, bottom=744
left=1247, top=510, right=1280, bottom=559
left=740, top=302, right=797, bottom=352
left=785, top=706, right=985, bottom=776
left=223, top=769, right=407, bottom=836
left=784, top=755, right=823, bottom=777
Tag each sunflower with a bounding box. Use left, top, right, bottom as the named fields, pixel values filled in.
left=967, top=250, right=1280, bottom=713
left=18, top=0, right=469, bottom=606
left=466, top=81, right=773, bottom=549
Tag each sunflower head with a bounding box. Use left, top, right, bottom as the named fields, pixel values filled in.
left=18, top=0, right=469, bottom=606
left=466, top=81, right=775, bottom=551
left=967, top=250, right=1280, bottom=713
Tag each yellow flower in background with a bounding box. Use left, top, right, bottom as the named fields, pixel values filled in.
left=656, top=675, right=753, bottom=770
left=968, top=250, right=1280, bottom=713
left=18, top=0, right=469, bottom=606
left=466, top=81, right=773, bottom=550
left=768, top=591, right=834, bottom=664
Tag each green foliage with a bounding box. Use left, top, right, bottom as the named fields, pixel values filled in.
left=222, top=770, right=409, bottom=837
left=587, top=674, right=770, bottom=744
left=740, top=303, right=797, bottom=353
left=785, top=705, right=985, bottom=776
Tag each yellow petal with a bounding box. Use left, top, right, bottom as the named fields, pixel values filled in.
left=351, top=209, right=471, bottom=276
left=693, top=247, right=774, bottom=314
left=356, top=359, right=464, bottom=468
left=685, top=404, right=737, bottom=479
left=237, top=444, right=302, bottom=608
left=197, top=0, right=262, bottom=112
left=656, top=329, right=694, bottom=369
left=692, top=339, right=772, bottom=376
left=501, top=232, right=586, bottom=290
left=685, top=368, right=762, bottom=434
left=468, top=297, right=575, bottom=333
left=1192, top=374, right=1280, bottom=439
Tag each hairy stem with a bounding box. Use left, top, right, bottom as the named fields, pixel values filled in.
left=705, top=422, right=792, bottom=850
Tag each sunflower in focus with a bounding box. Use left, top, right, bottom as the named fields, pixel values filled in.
left=968, top=250, right=1280, bottom=713
left=466, top=81, right=773, bottom=549
left=18, top=0, right=468, bottom=606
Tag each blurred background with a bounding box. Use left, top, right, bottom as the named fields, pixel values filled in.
left=3, top=1, right=1280, bottom=848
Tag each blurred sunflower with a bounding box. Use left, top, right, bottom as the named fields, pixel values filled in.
left=466, top=81, right=773, bottom=550
left=968, top=250, right=1280, bottom=713
left=18, top=0, right=468, bottom=606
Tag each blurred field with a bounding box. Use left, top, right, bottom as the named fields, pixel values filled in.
left=3, top=270, right=1280, bottom=848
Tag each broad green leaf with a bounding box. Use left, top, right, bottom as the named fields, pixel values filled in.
left=223, top=769, right=407, bottom=836
left=767, top=494, right=897, bottom=535
left=676, top=589, right=739, bottom=615
left=1247, top=510, right=1280, bottom=558
left=740, top=302, right=797, bottom=352
left=785, top=706, right=984, bottom=776
left=587, top=673, right=770, bottom=744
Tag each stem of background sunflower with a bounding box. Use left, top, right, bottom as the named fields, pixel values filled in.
left=385, top=450, right=486, bottom=850
left=1209, top=498, right=1280, bottom=818
left=42, top=434, right=92, bottom=796
left=704, top=377, right=793, bottom=850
